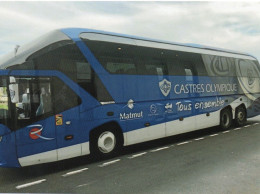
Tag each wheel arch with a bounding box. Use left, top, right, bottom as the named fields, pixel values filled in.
left=221, top=105, right=232, bottom=115
left=231, top=103, right=247, bottom=119
left=235, top=103, right=247, bottom=117
left=89, top=121, right=124, bottom=149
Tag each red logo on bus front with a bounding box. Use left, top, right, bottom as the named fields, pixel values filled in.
left=28, top=124, right=54, bottom=140
left=29, top=128, right=42, bottom=140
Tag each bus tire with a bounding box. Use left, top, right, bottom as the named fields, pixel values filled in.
left=220, top=108, right=232, bottom=130
left=90, top=127, right=122, bottom=159
left=234, top=106, right=247, bottom=127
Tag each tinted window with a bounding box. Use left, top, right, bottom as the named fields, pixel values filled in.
left=76, top=62, right=113, bottom=102
left=253, top=60, right=260, bottom=77
left=135, top=46, right=167, bottom=75
left=84, top=40, right=208, bottom=77
left=52, top=77, right=81, bottom=114
left=12, top=77, right=53, bottom=120
left=164, top=50, right=185, bottom=76
left=188, top=53, right=207, bottom=76
left=9, top=76, right=81, bottom=130
left=8, top=42, right=113, bottom=103
left=85, top=40, right=170, bottom=76
left=10, top=77, right=54, bottom=129
left=85, top=40, right=138, bottom=75
left=166, top=51, right=205, bottom=76
left=236, top=59, right=260, bottom=78
left=0, top=78, right=11, bottom=128
left=202, top=54, right=236, bottom=76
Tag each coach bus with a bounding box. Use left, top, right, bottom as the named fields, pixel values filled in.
left=0, top=28, right=259, bottom=167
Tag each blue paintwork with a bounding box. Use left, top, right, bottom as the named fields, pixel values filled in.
left=0, top=132, right=20, bottom=167
left=0, top=124, right=11, bottom=136
left=10, top=70, right=99, bottom=158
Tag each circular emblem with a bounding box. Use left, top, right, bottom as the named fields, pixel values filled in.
left=29, top=128, right=42, bottom=140
left=150, top=104, right=157, bottom=114
left=236, top=59, right=260, bottom=101
left=247, top=69, right=255, bottom=86
left=210, top=56, right=231, bottom=76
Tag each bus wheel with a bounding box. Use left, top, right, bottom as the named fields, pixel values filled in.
left=220, top=108, right=232, bottom=130
left=90, top=128, right=122, bottom=159
left=234, top=106, right=247, bottom=127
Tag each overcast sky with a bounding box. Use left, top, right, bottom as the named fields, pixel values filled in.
left=0, top=1, right=260, bottom=60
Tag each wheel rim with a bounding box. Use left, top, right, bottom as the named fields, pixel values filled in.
left=223, top=113, right=230, bottom=127
left=98, top=131, right=116, bottom=153
left=238, top=111, right=245, bottom=122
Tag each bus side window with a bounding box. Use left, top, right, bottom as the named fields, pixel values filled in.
left=177, top=51, right=197, bottom=77
left=52, top=77, right=81, bottom=114
left=76, top=62, right=94, bottom=93
left=237, top=59, right=260, bottom=78
left=166, top=50, right=200, bottom=77
left=184, top=68, right=193, bottom=81
left=105, top=62, right=136, bottom=75
left=75, top=61, right=113, bottom=103
left=35, top=84, right=52, bottom=117
left=167, top=60, right=185, bottom=76
left=202, top=54, right=235, bottom=77
left=136, top=47, right=167, bottom=76
left=185, top=68, right=193, bottom=76
left=193, top=54, right=208, bottom=76
left=86, top=41, right=137, bottom=75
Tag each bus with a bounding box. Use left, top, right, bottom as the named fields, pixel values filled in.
left=0, top=28, right=259, bottom=167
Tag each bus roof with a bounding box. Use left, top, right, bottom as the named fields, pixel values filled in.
left=0, top=28, right=257, bottom=69
left=61, top=28, right=257, bottom=60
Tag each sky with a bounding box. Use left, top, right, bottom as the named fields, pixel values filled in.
left=0, top=1, right=260, bottom=60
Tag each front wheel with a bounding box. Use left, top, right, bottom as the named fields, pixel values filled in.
left=234, top=106, right=247, bottom=127
left=220, top=108, right=232, bottom=130
left=90, top=128, right=122, bottom=159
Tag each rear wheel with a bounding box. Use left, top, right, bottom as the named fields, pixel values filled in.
left=220, top=108, right=232, bottom=130
left=234, top=106, right=247, bottom=127
left=90, top=127, right=122, bottom=159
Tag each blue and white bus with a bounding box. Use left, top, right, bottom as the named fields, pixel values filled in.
left=0, top=28, right=259, bottom=167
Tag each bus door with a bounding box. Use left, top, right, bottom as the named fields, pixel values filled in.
left=11, top=76, right=58, bottom=166
left=12, top=75, right=82, bottom=166
left=52, top=77, right=82, bottom=161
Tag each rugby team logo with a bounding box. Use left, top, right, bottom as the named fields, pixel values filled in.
left=159, top=79, right=171, bottom=97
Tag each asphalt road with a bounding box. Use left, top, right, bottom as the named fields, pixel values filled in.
left=0, top=116, right=260, bottom=193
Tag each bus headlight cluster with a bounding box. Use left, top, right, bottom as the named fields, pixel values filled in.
left=0, top=136, right=2, bottom=142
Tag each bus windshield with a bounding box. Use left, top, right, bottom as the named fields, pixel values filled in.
left=8, top=76, right=53, bottom=130
left=2, top=75, right=81, bottom=131
left=0, top=77, right=13, bottom=132
left=0, top=78, right=9, bottom=120
left=0, top=75, right=54, bottom=131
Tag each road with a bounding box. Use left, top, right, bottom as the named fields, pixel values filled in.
left=0, top=116, right=260, bottom=193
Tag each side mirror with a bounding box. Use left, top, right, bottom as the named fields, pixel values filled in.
left=9, top=77, right=19, bottom=103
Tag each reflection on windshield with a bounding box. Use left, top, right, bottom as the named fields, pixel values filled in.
left=0, top=76, right=54, bottom=131
left=13, top=77, right=52, bottom=120
left=0, top=77, right=12, bottom=130
left=0, top=75, right=80, bottom=131
left=0, top=85, right=8, bottom=119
